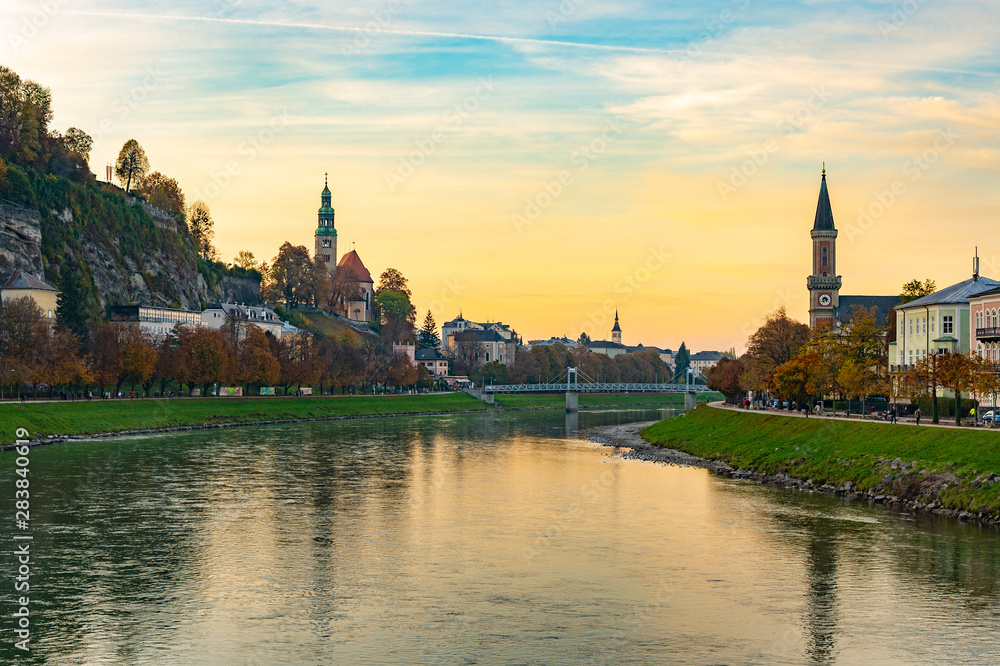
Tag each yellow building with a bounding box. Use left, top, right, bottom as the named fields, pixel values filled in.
left=1, top=269, right=58, bottom=324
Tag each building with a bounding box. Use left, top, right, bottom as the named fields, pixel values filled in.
left=452, top=329, right=517, bottom=366
left=110, top=305, right=203, bottom=339
left=586, top=340, right=629, bottom=358
left=393, top=342, right=416, bottom=364
left=970, top=286, right=1000, bottom=362
left=889, top=267, right=1000, bottom=369
left=689, top=350, right=725, bottom=374
left=611, top=311, right=622, bottom=344
left=806, top=167, right=898, bottom=328
left=585, top=312, right=674, bottom=367
left=529, top=336, right=581, bottom=348
left=441, top=313, right=518, bottom=351
left=1, top=269, right=58, bottom=325
left=415, top=347, right=450, bottom=376
left=335, top=250, right=374, bottom=322
left=314, top=174, right=337, bottom=274
left=202, top=302, right=287, bottom=337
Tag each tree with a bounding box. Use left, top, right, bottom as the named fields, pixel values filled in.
left=0, top=296, right=47, bottom=398
left=188, top=200, right=217, bottom=260
left=899, top=279, right=936, bottom=305
left=418, top=310, right=439, bottom=349
left=908, top=352, right=944, bottom=424
left=772, top=353, right=823, bottom=409
left=482, top=361, right=508, bottom=384
left=578, top=332, right=591, bottom=344
left=330, top=264, right=362, bottom=313
left=674, top=342, right=690, bottom=380
left=308, top=257, right=332, bottom=308
left=938, top=352, right=976, bottom=425
left=115, top=138, right=149, bottom=193
left=375, top=268, right=411, bottom=298
left=706, top=357, right=745, bottom=404
left=270, top=242, right=313, bottom=308
left=115, top=323, right=157, bottom=393
left=56, top=262, right=90, bottom=343
left=375, top=290, right=416, bottom=344
left=63, top=127, right=93, bottom=163
left=139, top=171, right=185, bottom=217
left=239, top=326, right=280, bottom=390
left=179, top=326, right=229, bottom=396
left=90, top=324, right=122, bottom=395
left=454, top=340, right=481, bottom=379
left=234, top=250, right=258, bottom=271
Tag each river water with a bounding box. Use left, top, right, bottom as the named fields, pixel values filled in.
left=3, top=407, right=1000, bottom=664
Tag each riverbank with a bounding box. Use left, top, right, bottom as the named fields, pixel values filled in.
left=594, top=404, right=1000, bottom=525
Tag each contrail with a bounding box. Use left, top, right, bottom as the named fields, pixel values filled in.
left=64, top=10, right=996, bottom=77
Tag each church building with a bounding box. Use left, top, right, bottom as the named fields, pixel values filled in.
left=806, top=167, right=898, bottom=329
left=313, top=175, right=375, bottom=323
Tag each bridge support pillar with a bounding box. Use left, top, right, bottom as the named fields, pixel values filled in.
left=484, top=393, right=495, bottom=405
left=684, top=391, right=697, bottom=411
left=566, top=391, right=578, bottom=412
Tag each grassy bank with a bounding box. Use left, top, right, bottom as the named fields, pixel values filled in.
left=642, top=405, right=1000, bottom=518
left=494, top=392, right=722, bottom=410
left=0, top=393, right=489, bottom=439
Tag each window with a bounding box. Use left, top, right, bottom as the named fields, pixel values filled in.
left=977, top=312, right=983, bottom=328
left=930, top=315, right=935, bottom=333
left=821, top=246, right=828, bottom=267
left=900, top=320, right=904, bottom=335
left=942, top=315, right=954, bottom=334
left=909, top=320, right=913, bottom=335
left=909, top=350, right=913, bottom=364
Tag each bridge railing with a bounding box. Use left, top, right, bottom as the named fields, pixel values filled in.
left=483, top=382, right=715, bottom=393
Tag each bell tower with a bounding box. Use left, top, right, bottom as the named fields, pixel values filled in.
left=611, top=310, right=622, bottom=345
left=807, top=165, right=842, bottom=328
left=315, top=173, right=337, bottom=274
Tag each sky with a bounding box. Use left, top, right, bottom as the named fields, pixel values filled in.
left=3, top=0, right=999, bottom=353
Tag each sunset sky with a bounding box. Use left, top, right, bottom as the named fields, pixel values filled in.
left=3, top=0, right=999, bottom=352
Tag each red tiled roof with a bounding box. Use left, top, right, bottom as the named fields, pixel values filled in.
left=336, top=250, right=373, bottom=284
left=1, top=269, right=55, bottom=291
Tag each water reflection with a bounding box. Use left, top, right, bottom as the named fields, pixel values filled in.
left=2, top=408, right=1000, bottom=665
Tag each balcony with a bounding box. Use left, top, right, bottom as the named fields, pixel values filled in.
left=977, top=327, right=1000, bottom=341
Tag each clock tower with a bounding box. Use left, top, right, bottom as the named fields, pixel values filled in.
left=807, top=165, right=841, bottom=328
left=314, top=173, right=337, bottom=274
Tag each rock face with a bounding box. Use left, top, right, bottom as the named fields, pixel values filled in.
left=1, top=197, right=260, bottom=310
left=0, top=201, right=44, bottom=277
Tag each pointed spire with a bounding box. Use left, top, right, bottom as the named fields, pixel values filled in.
left=611, top=310, right=621, bottom=332
left=812, top=165, right=835, bottom=231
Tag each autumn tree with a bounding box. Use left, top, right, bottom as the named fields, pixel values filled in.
left=116, top=323, right=157, bottom=393
left=234, top=250, right=258, bottom=271
left=115, top=138, right=149, bottom=193
left=308, top=257, right=332, bottom=308
left=35, top=326, right=90, bottom=397
left=375, top=268, right=411, bottom=298
left=898, top=279, right=936, bottom=305
left=90, top=324, right=122, bottom=395
left=0, top=296, right=46, bottom=398
left=908, top=352, right=944, bottom=424
left=772, top=352, right=823, bottom=410
left=63, top=127, right=93, bottom=163
left=938, top=352, right=976, bottom=425
left=178, top=326, right=229, bottom=396
left=239, top=326, right=280, bottom=391
left=418, top=310, right=439, bottom=350
left=706, top=356, right=745, bottom=405
left=271, top=242, right=313, bottom=308
left=188, top=200, right=217, bottom=260
left=139, top=171, right=185, bottom=217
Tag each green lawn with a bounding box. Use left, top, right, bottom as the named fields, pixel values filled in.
left=642, top=405, right=1000, bottom=516
left=493, top=392, right=721, bottom=409
left=0, top=393, right=488, bottom=438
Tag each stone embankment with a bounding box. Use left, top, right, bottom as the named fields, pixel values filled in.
left=587, top=422, right=1000, bottom=526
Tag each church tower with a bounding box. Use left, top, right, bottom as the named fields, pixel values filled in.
left=314, top=174, right=337, bottom=274
left=611, top=310, right=622, bottom=345
left=807, top=166, right=842, bottom=328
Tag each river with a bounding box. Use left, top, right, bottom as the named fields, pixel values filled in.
left=3, top=407, right=1000, bottom=664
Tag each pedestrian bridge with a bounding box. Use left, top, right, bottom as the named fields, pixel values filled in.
left=480, top=368, right=714, bottom=411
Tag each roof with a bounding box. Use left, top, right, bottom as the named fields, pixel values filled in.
left=454, top=330, right=508, bottom=343
left=586, top=340, right=627, bottom=350
left=690, top=351, right=725, bottom=361
left=896, top=277, right=1000, bottom=309
left=626, top=345, right=672, bottom=354
left=336, top=250, right=373, bottom=284
left=1, top=269, right=55, bottom=291
left=415, top=348, right=448, bottom=361
left=933, top=336, right=959, bottom=342
left=611, top=311, right=621, bottom=332
left=836, top=296, right=900, bottom=327
left=204, top=302, right=281, bottom=322
left=813, top=171, right=835, bottom=231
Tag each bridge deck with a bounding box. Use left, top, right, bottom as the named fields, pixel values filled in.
left=483, top=383, right=714, bottom=393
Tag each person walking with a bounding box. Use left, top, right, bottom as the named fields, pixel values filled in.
left=915, top=407, right=921, bottom=426
left=890, top=407, right=897, bottom=424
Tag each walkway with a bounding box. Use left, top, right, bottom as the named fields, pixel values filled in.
left=708, top=401, right=997, bottom=432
